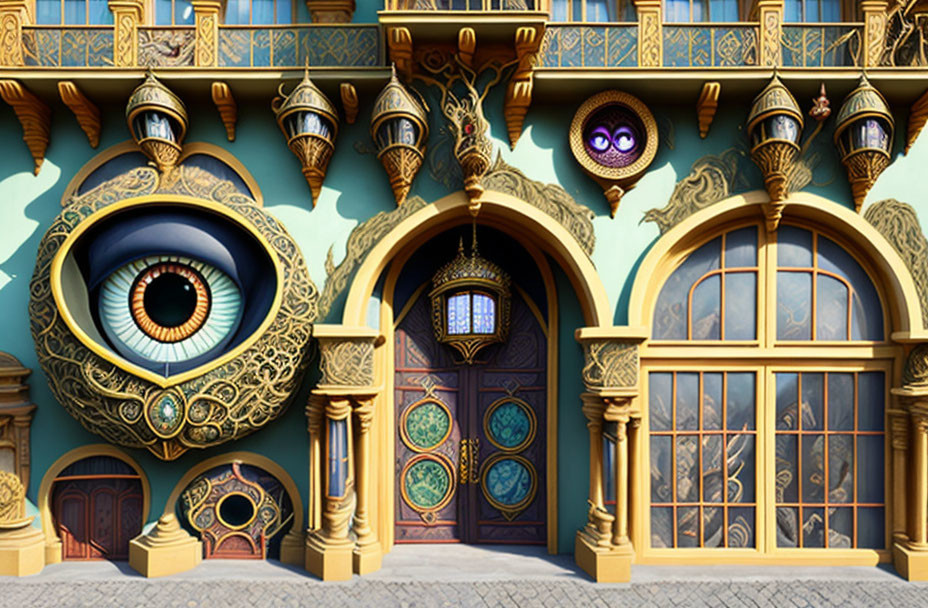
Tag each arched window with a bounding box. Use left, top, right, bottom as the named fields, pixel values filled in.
left=643, top=222, right=890, bottom=556
left=35, top=0, right=113, bottom=24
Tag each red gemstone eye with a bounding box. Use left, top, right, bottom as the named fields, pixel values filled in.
left=464, top=123, right=474, bottom=135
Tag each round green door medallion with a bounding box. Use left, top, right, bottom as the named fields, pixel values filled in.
left=402, top=456, right=453, bottom=511
left=484, top=398, right=536, bottom=452
left=402, top=399, right=452, bottom=451
left=483, top=456, right=534, bottom=509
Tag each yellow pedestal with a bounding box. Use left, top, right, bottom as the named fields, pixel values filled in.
left=353, top=540, right=382, bottom=575
left=0, top=520, right=45, bottom=577
left=893, top=542, right=928, bottom=580
left=575, top=531, right=634, bottom=583
left=305, top=533, right=353, bottom=581
left=279, top=530, right=305, bottom=566
left=128, top=514, right=202, bottom=578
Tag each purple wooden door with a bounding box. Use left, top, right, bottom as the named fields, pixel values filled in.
left=395, top=288, right=546, bottom=544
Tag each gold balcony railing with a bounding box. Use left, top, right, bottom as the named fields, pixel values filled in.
left=662, top=23, right=758, bottom=67
left=139, top=27, right=196, bottom=68
left=23, top=26, right=114, bottom=67
left=781, top=23, right=862, bottom=67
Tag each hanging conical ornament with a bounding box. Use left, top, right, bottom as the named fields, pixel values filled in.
left=126, top=71, right=188, bottom=174
left=371, top=66, right=429, bottom=206
left=272, top=69, right=339, bottom=206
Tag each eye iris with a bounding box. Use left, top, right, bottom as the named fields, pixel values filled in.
left=614, top=127, right=636, bottom=152
left=130, top=263, right=210, bottom=343
left=588, top=127, right=611, bottom=152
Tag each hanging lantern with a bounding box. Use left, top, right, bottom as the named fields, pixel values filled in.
left=747, top=74, right=804, bottom=232
left=834, top=75, right=894, bottom=213
left=430, top=229, right=511, bottom=365
left=370, top=67, right=429, bottom=206
left=126, top=72, right=188, bottom=173
left=272, top=70, right=339, bottom=207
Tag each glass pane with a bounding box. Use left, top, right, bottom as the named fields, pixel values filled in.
left=776, top=372, right=799, bottom=430
left=828, top=373, right=854, bottom=431
left=802, top=372, right=825, bottom=431
left=821, top=0, right=840, bottom=21
left=176, top=0, right=195, bottom=24
left=0, top=447, right=14, bottom=474
left=776, top=506, right=799, bottom=546
left=730, top=434, right=755, bottom=502
left=777, top=272, right=813, bottom=340
left=64, top=0, right=86, bottom=24
left=801, top=434, right=825, bottom=503
left=550, top=0, right=567, bottom=20
left=676, top=435, right=699, bottom=502
left=664, top=0, right=691, bottom=22
left=224, top=0, right=247, bottom=23
left=802, top=507, right=826, bottom=547
left=776, top=434, right=798, bottom=502
left=725, top=272, right=756, bottom=340
left=727, top=373, right=755, bottom=431
left=603, top=435, right=616, bottom=505
left=447, top=293, right=470, bottom=335
left=586, top=0, right=616, bottom=21
left=857, top=507, right=885, bottom=549
left=36, top=0, right=61, bottom=23
left=711, top=0, right=738, bottom=21
left=728, top=507, right=754, bottom=548
left=677, top=506, right=699, bottom=547
left=817, top=235, right=883, bottom=341
left=276, top=0, right=292, bottom=23
left=651, top=507, right=674, bottom=547
left=650, top=373, right=673, bottom=431
left=858, top=372, right=885, bottom=431
left=816, top=275, right=849, bottom=340
left=778, top=225, right=813, bottom=267
left=783, top=0, right=801, bottom=22
left=472, top=293, right=496, bottom=334
left=155, top=0, right=172, bottom=24
left=88, top=0, right=111, bottom=24
left=830, top=507, right=853, bottom=548
left=691, top=275, right=721, bottom=340
left=691, top=0, right=705, bottom=20
left=703, top=372, right=722, bottom=431
left=724, top=226, right=757, bottom=267
left=654, top=237, right=721, bottom=339
left=703, top=506, right=723, bottom=547
left=253, top=0, right=274, bottom=23
left=650, top=436, right=673, bottom=503
left=676, top=373, right=699, bottom=431
left=828, top=435, right=853, bottom=503
left=857, top=435, right=884, bottom=504
left=702, top=435, right=723, bottom=503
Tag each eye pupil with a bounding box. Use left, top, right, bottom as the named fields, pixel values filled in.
left=144, top=272, right=199, bottom=328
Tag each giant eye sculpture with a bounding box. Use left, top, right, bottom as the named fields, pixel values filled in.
left=569, top=90, right=659, bottom=218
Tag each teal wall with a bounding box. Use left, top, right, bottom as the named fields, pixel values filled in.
left=0, top=75, right=923, bottom=555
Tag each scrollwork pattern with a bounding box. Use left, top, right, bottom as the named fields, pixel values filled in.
left=318, top=338, right=375, bottom=387
left=581, top=340, right=638, bottom=391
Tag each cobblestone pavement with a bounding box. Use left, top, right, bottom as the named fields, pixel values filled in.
left=3, top=546, right=928, bottom=607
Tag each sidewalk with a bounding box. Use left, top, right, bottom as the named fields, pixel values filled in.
left=2, top=545, right=927, bottom=607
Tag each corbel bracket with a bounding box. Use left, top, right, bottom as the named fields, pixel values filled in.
left=340, top=83, right=359, bottom=125
left=210, top=81, right=237, bottom=142
left=0, top=80, right=51, bottom=175
left=503, top=25, right=544, bottom=150
left=907, top=89, right=928, bottom=155
left=696, top=82, right=720, bottom=139
left=58, top=81, right=101, bottom=148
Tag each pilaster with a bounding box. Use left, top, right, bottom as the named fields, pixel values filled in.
left=757, top=0, right=783, bottom=67
left=862, top=0, right=889, bottom=67
left=108, top=0, right=143, bottom=67
left=192, top=0, right=220, bottom=67
left=0, top=0, right=29, bottom=67
left=633, top=0, right=661, bottom=67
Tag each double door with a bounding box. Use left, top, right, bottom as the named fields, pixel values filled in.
left=52, top=477, right=143, bottom=560
left=395, top=289, right=546, bottom=544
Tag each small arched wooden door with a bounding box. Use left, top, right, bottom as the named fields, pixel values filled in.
left=51, top=456, right=143, bottom=561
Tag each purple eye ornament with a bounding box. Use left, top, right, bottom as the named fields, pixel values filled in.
left=613, top=126, right=636, bottom=153
left=588, top=126, right=611, bottom=153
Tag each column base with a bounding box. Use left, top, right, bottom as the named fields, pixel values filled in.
left=305, top=533, right=353, bottom=581
left=893, top=541, right=928, bottom=580
left=128, top=514, right=202, bottom=578
left=353, top=540, right=382, bottom=575
left=280, top=530, right=305, bottom=566
left=575, top=531, right=634, bottom=583
left=44, top=538, right=62, bottom=565
left=0, top=520, right=46, bottom=576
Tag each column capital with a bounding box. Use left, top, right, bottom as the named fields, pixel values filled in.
left=889, top=409, right=911, bottom=450
left=315, top=325, right=381, bottom=391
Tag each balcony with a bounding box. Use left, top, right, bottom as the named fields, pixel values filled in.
left=540, top=24, right=637, bottom=68
left=663, top=24, right=757, bottom=67
left=23, top=26, right=114, bottom=68
left=379, top=0, right=549, bottom=45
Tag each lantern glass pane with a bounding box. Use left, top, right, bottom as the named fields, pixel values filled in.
left=447, top=293, right=471, bottom=335
left=850, top=117, right=890, bottom=153
left=376, top=117, right=420, bottom=153
left=764, top=115, right=800, bottom=144
left=134, top=111, right=175, bottom=143
left=0, top=447, right=14, bottom=475
left=472, top=292, right=496, bottom=334
left=296, top=112, right=333, bottom=139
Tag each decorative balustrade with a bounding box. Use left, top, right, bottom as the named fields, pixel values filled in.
left=383, top=0, right=541, bottom=10
left=781, top=23, right=862, bottom=67
left=22, top=27, right=114, bottom=67
left=217, top=25, right=380, bottom=67
left=540, top=24, right=637, bottom=68
left=662, top=23, right=757, bottom=67
left=139, top=27, right=196, bottom=67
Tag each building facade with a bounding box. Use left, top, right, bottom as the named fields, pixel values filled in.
left=1, top=0, right=928, bottom=583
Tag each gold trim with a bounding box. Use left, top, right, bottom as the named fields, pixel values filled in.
left=483, top=396, right=537, bottom=454
left=214, top=491, right=259, bottom=531
left=58, top=81, right=101, bottom=149
left=48, top=195, right=285, bottom=389
left=399, top=397, right=454, bottom=453
left=36, top=444, right=152, bottom=565
left=0, top=79, right=51, bottom=175
left=210, top=81, right=237, bottom=142
left=399, top=453, right=456, bottom=516
left=479, top=453, right=538, bottom=521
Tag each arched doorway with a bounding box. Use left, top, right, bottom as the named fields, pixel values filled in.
left=392, top=226, right=548, bottom=544
left=50, top=455, right=143, bottom=561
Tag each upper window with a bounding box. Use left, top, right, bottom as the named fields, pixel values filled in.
left=223, top=0, right=295, bottom=24
left=783, top=0, right=843, bottom=22
left=653, top=225, right=884, bottom=343
left=153, top=0, right=195, bottom=25
left=35, top=0, right=114, bottom=24
left=550, top=0, right=636, bottom=22
left=663, top=0, right=741, bottom=22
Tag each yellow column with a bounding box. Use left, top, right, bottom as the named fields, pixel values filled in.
left=861, top=0, right=888, bottom=67
left=633, top=0, right=662, bottom=67
left=304, top=395, right=355, bottom=581
left=306, top=394, right=325, bottom=532
left=889, top=410, right=910, bottom=542
left=911, top=410, right=928, bottom=548
left=352, top=395, right=382, bottom=575
left=757, top=0, right=783, bottom=67
left=108, top=0, right=143, bottom=67
left=0, top=0, right=28, bottom=66
left=894, top=395, right=928, bottom=580
left=604, top=399, right=632, bottom=547
left=581, top=395, right=612, bottom=548
left=192, top=0, right=220, bottom=67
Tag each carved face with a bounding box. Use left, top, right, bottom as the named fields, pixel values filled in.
left=582, top=104, right=647, bottom=169
left=30, top=165, right=317, bottom=460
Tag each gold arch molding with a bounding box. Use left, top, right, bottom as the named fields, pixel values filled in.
left=36, top=444, right=152, bottom=565
left=62, top=140, right=264, bottom=206
left=342, top=189, right=612, bottom=328
left=627, top=190, right=926, bottom=341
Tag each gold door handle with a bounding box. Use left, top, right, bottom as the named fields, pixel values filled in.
left=459, top=439, right=470, bottom=484
left=469, top=438, right=479, bottom=484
